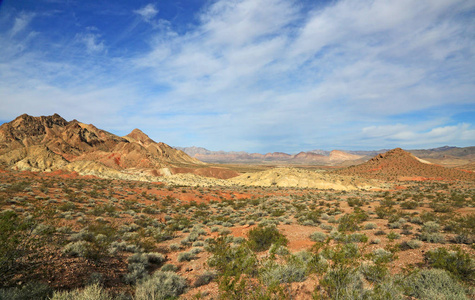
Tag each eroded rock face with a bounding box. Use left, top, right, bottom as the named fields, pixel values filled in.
left=0, top=113, right=212, bottom=179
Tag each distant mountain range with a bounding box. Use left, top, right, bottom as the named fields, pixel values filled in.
left=176, top=145, right=475, bottom=166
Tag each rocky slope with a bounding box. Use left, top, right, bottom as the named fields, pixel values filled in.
left=229, top=167, right=382, bottom=190
left=334, top=148, right=475, bottom=181
left=0, top=114, right=239, bottom=179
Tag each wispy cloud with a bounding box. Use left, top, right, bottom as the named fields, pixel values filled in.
left=10, top=12, right=35, bottom=36
left=75, top=32, right=106, bottom=54
left=134, top=3, right=159, bottom=23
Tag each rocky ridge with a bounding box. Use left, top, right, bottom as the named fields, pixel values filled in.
left=0, top=114, right=220, bottom=179
left=334, top=148, right=475, bottom=181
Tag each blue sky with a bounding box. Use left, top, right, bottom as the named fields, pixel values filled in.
left=0, top=0, right=474, bottom=153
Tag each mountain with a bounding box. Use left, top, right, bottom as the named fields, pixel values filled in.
left=177, top=147, right=363, bottom=165
left=0, top=114, right=238, bottom=179
left=334, top=148, right=475, bottom=181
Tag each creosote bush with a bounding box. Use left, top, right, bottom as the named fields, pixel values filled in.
left=247, top=225, right=288, bottom=252
left=135, top=271, right=187, bottom=300
left=402, top=269, right=468, bottom=300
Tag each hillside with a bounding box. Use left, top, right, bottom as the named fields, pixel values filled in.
left=229, top=167, right=382, bottom=190
left=0, top=114, right=239, bottom=179
left=334, top=148, right=475, bottom=181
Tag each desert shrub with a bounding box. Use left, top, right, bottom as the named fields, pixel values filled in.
left=145, top=252, right=165, bottom=265
left=169, top=243, right=179, bottom=251
left=247, top=225, right=288, bottom=252
left=321, top=243, right=360, bottom=266
left=160, top=263, right=178, bottom=272
left=320, top=224, right=334, bottom=231
left=0, top=210, right=37, bottom=281
left=62, top=241, right=91, bottom=257
left=194, top=271, right=217, bottom=287
left=410, top=216, right=423, bottom=224
left=424, top=247, right=475, bottom=283
left=400, top=201, right=418, bottom=209
left=422, top=221, right=440, bottom=233
left=294, top=251, right=328, bottom=274
left=402, top=269, right=468, bottom=300
left=192, top=241, right=204, bottom=247
left=207, top=236, right=257, bottom=278
left=334, top=233, right=368, bottom=243
left=0, top=282, right=52, bottom=300
left=359, top=262, right=388, bottom=283
left=364, top=223, right=377, bottom=230
left=387, top=231, right=400, bottom=240
left=366, top=279, right=404, bottom=300
left=190, top=247, right=202, bottom=255
left=419, top=232, right=445, bottom=243
left=135, top=271, right=187, bottom=300
left=49, top=283, right=113, bottom=300
left=374, top=230, right=386, bottom=236
left=269, top=244, right=290, bottom=256
left=260, top=261, right=307, bottom=286
left=310, top=231, right=327, bottom=242
left=375, top=206, right=395, bottom=219
left=337, top=214, right=360, bottom=232
left=372, top=248, right=394, bottom=264
left=319, top=266, right=367, bottom=299
left=177, top=251, right=194, bottom=262
left=405, top=239, right=422, bottom=249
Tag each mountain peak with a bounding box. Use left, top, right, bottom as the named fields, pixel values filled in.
left=125, top=128, right=155, bottom=144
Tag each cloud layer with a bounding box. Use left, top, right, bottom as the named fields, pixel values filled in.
left=0, top=0, right=474, bottom=152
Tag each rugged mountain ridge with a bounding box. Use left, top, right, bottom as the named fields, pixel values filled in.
left=0, top=114, right=224, bottom=179
left=334, top=148, right=475, bottom=181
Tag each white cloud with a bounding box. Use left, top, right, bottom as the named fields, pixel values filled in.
left=361, top=123, right=475, bottom=147
left=10, top=12, right=35, bottom=36
left=134, top=3, right=159, bottom=22
left=76, top=33, right=105, bottom=54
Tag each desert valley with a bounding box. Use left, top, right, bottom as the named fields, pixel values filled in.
left=0, top=114, right=473, bottom=299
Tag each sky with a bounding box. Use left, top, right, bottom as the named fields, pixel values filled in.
left=0, top=0, right=474, bottom=153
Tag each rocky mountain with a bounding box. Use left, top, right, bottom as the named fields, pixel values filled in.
left=0, top=114, right=237, bottom=179
left=334, top=148, right=475, bottom=181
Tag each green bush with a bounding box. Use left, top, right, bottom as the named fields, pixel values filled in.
left=49, top=284, right=113, bottom=300
left=0, top=210, right=37, bottom=282
left=319, top=266, right=367, bottom=299
left=247, top=225, right=288, bottom=252
left=135, top=271, right=187, bottom=300
left=419, top=232, right=445, bottom=243
left=359, top=262, right=388, bottom=283
left=310, top=231, right=327, bottom=242
left=337, top=214, right=360, bottom=232
left=207, top=237, right=257, bottom=278
left=0, top=282, right=52, bottom=300
left=177, top=251, right=194, bottom=262
left=260, top=261, right=307, bottom=286
left=160, top=263, right=178, bottom=272
left=193, top=271, right=217, bottom=287
left=402, top=269, right=468, bottom=300
left=424, top=247, right=474, bottom=283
